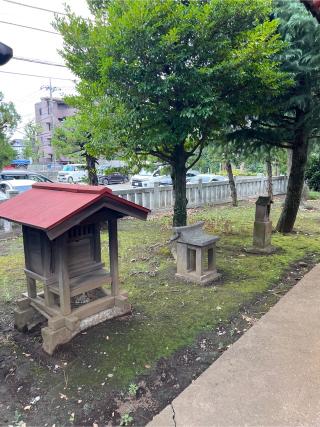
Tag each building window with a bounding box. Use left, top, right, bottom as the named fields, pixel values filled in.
left=47, top=122, right=51, bottom=131
left=39, top=108, right=42, bottom=116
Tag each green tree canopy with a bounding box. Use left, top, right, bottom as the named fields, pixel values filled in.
left=22, top=120, right=42, bottom=162
left=230, top=0, right=320, bottom=232
left=56, top=0, right=290, bottom=225
left=0, top=91, right=20, bottom=169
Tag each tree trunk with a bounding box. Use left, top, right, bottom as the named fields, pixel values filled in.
left=225, top=160, right=237, bottom=207
left=266, top=156, right=273, bottom=201
left=171, top=145, right=187, bottom=226
left=276, top=135, right=309, bottom=233
left=85, top=152, right=98, bottom=185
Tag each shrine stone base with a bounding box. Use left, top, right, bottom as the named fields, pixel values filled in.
left=175, top=271, right=221, bottom=285
left=244, top=245, right=277, bottom=255
left=14, top=292, right=131, bottom=355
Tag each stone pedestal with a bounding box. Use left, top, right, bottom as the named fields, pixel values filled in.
left=15, top=292, right=131, bottom=354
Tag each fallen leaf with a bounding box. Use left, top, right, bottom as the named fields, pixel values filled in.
left=30, top=396, right=40, bottom=405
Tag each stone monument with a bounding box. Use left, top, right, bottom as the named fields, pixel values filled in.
left=246, top=196, right=276, bottom=254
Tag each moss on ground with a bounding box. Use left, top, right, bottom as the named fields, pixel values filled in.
left=1, top=199, right=320, bottom=393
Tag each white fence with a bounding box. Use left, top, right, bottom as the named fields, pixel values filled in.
left=113, top=176, right=288, bottom=211
left=0, top=176, right=287, bottom=234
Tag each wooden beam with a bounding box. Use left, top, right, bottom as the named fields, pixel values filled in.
left=57, top=234, right=71, bottom=316
left=108, top=218, right=120, bottom=296
left=26, top=277, right=37, bottom=298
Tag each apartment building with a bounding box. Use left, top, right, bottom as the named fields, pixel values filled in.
left=35, top=98, right=76, bottom=163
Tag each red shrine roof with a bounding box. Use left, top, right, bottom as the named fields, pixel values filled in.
left=0, top=183, right=149, bottom=233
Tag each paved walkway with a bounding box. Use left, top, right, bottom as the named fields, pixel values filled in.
left=149, top=265, right=320, bottom=427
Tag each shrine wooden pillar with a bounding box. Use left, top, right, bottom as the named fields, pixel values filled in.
left=108, top=218, right=120, bottom=296
left=57, top=234, right=71, bottom=315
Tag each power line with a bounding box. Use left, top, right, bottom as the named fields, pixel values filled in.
left=0, top=70, right=76, bottom=82
left=13, top=56, right=67, bottom=68
left=0, top=19, right=60, bottom=35
left=1, top=0, right=67, bottom=16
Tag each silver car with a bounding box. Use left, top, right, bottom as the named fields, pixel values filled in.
left=187, top=174, right=228, bottom=184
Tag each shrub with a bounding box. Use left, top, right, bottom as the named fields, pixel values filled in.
left=305, top=156, right=320, bottom=191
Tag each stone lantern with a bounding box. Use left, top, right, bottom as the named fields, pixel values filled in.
left=174, top=222, right=220, bottom=284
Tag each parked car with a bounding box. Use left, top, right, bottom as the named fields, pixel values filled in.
left=131, top=168, right=200, bottom=187
left=98, top=171, right=128, bottom=185
left=0, top=191, right=7, bottom=201
left=140, top=175, right=172, bottom=188
left=0, top=179, right=34, bottom=194
left=187, top=174, right=228, bottom=184
left=131, top=169, right=154, bottom=187
left=0, top=170, right=53, bottom=182
left=57, top=164, right=87, bottom=183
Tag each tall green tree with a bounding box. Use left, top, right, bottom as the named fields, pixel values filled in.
left=22, top=120, right=42, bottom=162
left=52, top=113, right=100, bottom=185
left=56, top=0, right=290, bottom=226
left=0, top=91, right=20, bottom=169
left=231, top=0, right=320, bottom=232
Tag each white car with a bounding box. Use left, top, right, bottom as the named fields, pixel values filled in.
left=131, top=168, right=200, bottom=188
left=0, top=179, right=34, bottom=194
left=57, top=164, right=88, bottom=184
left=130, top=169, right=154, bottom=187
left=187, top=174, right=228, bottom=184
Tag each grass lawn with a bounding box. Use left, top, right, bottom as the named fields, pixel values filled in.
left=1, top=198, right=320, bottom=425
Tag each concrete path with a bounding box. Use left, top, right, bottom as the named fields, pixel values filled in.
left=149, top=265, right=320, bottom=427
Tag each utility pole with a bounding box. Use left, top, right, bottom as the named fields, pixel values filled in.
left=41, top=79, right=60, bottom=164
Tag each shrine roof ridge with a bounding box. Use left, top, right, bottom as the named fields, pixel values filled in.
left=0, top=182, right=150, bottom=234
left=32, top=182, right=113, bottom=194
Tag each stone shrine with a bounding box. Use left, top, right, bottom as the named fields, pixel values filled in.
left=174, top=222, right=220, bottom=284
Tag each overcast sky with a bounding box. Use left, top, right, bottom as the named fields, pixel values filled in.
left=0, top=0, right=91, bottom=138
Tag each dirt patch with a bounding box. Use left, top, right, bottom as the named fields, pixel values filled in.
left=0, top=254, right=317, bottom=426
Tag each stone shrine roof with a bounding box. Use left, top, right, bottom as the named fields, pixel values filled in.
left=255, top=196, right=273, bottom=206
left=173, top=221, right=219, bottom=247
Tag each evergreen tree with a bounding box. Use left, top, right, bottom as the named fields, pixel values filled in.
left=231, top=0, right=320, bottom=232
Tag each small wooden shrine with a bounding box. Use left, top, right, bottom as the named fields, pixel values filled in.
left=0, top=183, right=149, bottom=354
left=173, top=222, right=220, bottom=284
left=246, top=196, right=276, bottom=254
